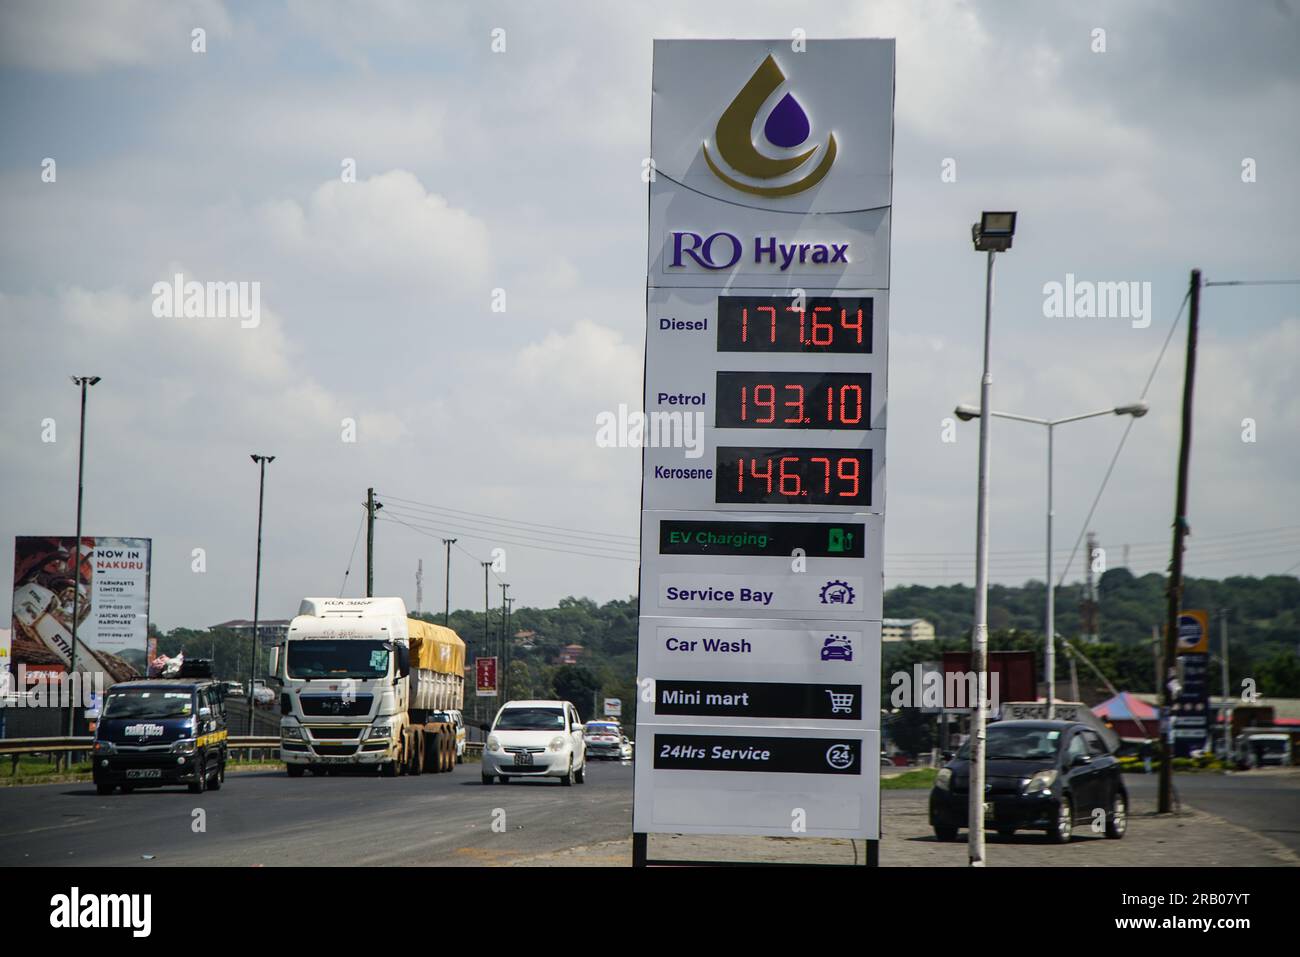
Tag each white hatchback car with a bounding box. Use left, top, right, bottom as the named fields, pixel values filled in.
left=482, top=700, right=587, bottom=785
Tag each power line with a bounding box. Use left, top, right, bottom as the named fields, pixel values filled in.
left=381, top=507, right=639, bottom=559
left=381, top=505, right=639, bottom=557
left=337, top=507, right=366, bottom=597
left=376, top=491, right=639, bottom=543
left=1204, top=279, right=1300, bottom=287
left=378, top=513, right=639, bottom=565
left=1056, top=287, right=1192, bottom=587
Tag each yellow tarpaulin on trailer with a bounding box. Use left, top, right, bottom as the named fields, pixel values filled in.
left=407, top=618, right=466, bottom=677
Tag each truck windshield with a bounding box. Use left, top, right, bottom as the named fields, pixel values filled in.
left=287, top=640, right=390, bottom=680
left=104, top=689, right=195, bottom=719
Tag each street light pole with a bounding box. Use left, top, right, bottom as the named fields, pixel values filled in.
left=249, top=454, right=275, bottom=735
left=969, top=246, right=996, bottom=868
left=1045, top=423, right=1055, bottom=716
left=965, top=212, right=1017, bottom=868
left=66, top=375, right=100, bottom=736
left=953, top=401, right=1148, bottom=721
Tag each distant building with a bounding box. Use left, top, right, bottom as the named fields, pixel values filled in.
left=513, top=629, right=539, bottom=650
left=210, top=619, right=290, bottom=642
left=882, top=618, right=935, bottom=642
left=557, top=643, right=584, bottom=665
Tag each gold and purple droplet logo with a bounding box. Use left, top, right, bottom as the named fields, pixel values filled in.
left=703, top=55, right=836, bottom=198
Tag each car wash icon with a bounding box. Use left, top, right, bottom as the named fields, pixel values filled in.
left=702, top=54, right=837, bottom=197
left=819, top=580, right=855, bottom=605
left=819, top=634, right=853, bottom=661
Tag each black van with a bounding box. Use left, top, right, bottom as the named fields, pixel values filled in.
left=92, top=661, right=229, bottom=795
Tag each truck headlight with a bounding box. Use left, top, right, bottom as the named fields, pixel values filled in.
left=935, top=767, right=952, bottom=791
left=1025, top=769, right=1058, bottom=794
left=366, top=725, right=391, bottom=741
left=93, top=740, right=116, bottom=754
left=170, top=738, right=197, bottom=755
left=487, top=735, right=502, bottom=752
left=281, top=725, right=303, bottom=740
left=549, top=736, right=568, bottom=752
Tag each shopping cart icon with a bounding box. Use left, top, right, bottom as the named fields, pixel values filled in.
left=826, top=690, right=855, bottom=714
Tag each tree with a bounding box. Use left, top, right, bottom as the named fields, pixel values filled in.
left=553, top=665, right=601, bottom=717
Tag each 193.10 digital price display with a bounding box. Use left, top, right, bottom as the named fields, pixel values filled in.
left=715, top=447, right=872, bottom=507
left=716, top=295, right=873, bottom=353
left=715, top=371, right=871, bottom=430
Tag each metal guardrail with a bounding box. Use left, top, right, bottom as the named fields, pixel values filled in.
left=3, top=735, right=480, bottom=773
left=2, top=735, right=284, bottom=773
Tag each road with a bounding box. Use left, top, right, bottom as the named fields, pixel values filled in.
left=0, top=759, right=635, bottom=867
left=1125, top=769, right=1300, bottom=855
left=3, top=763, right=1296, bottom=866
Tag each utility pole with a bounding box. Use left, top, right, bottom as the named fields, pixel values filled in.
left=249, top=454, right=275, bottom=735
left=415, top=559, right=423, bottom=616
left=441, top=538, right=456, bottom=625
left=66, top=375, right=100, bottom=736
left=1220, top=608, right=1232, bottom=756
left=481, top=561, right=492, bottom=667
left=364, top=488, right=382, bottom=597
left=1160, top=269, right=1200, bottom=814
left=503, top=595, right=514, bottom=703
left=499, top=583, right=509, bottom=653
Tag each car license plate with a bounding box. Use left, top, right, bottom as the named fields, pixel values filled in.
left=125, top=769, right=161, bottom=779
left=513, top=752, right=533, bottom=766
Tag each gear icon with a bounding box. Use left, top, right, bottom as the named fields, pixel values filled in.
left=819, top=580, right=855, bottom=605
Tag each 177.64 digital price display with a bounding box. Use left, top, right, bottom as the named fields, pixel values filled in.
left=715, top=447, right=872, bottom=507
left=716, top=294, right=873, bottom=353
left=716, top=371, right=871, bottom=430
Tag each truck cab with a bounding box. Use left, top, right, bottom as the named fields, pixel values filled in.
left=275, top=597, right=463, bottom=777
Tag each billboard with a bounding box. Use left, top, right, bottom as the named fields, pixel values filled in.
left=634, top=39, right=894, bottom=844
left=10, top=536, right=150, bottom=685
left=475, top=656, right=498, bottom=697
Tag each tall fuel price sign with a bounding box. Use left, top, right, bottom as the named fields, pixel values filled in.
left=634, top=39, right=894, bottom=859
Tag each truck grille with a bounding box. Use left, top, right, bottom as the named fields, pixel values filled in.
left=312, top=744, right=359, bottom=756
left=306, top=726, right=363, bottom=739
left=300, top=695, right=372, bottom=717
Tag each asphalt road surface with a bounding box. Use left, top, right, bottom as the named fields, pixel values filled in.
left=0, top=758, right=635, bottom=867
left=1126, top=769, right=1300, bottom=855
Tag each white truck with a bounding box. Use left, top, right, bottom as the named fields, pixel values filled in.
left=272, top=597, right=465, bottom=777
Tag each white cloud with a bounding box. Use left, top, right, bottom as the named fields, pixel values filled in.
left=260, top=170, right=492, bottom=289
left=0, top=0, right=232, bottom=73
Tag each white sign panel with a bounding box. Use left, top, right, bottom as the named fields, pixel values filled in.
left=635, top=38, right=894, bottom=846
left=637, top=617, right=881, bottom=731
left=634, top=724, right=881, bottom=838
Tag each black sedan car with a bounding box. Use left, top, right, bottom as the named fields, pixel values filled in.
left=929, top=720, right=1127, bottom=843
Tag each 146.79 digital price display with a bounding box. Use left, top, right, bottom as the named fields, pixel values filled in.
left=716, top=295, right=873, bottom=353
left=716, top=371, right=871, bottom=430
left=715, top=447, right=872, bottom=507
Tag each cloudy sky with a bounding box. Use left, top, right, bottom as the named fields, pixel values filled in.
left=1, top=0, right=1297, bottom=631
